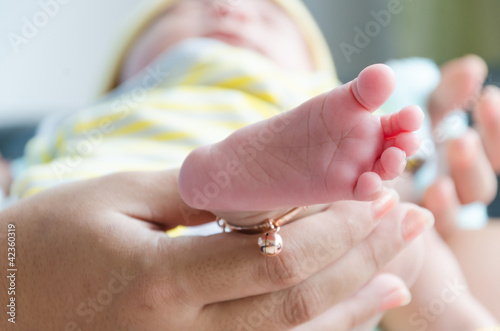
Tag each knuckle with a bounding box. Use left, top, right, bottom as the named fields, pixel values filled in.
left=127, top=269, right=189, bottom=316
left=126, top=276, right=163, bottom=312
left=362, top=238, right=385, bottom=273
left=101, top=171, right=149, bottom=190
left=333, top=204, right=371, bottom=247
left=345, top=304, right=378, bottom=330
left=336, top=213, right=359, bottom=250
left=281, top=283, right=322, bottom=326
left=260, top=250, right=305, bottom=288
left=132, top=237, right=192, bottom=309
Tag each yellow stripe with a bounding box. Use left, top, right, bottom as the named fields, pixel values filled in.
left=144, top=101, right=237, bottom=112
left=241, top=94, right=280, bottom=119
left=181, top=61, right=213, bottom=86
left=23, top=187, right=45, bottom=198
left=54, top=131, right=65, bottom=155
left=251, top=91, right=277, bottom=104
left=215, top=75, right=278, bottom=104
left=149, top=131, right=192, bottom=141
left=216, top=75, right=256, bottom=89
left=40, top=149, right=52, bottom=164
left=108, top=120, right=157, bottom=136
left=74, top=111, right=128, bottom=133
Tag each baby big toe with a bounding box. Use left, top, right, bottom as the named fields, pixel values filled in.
left=351, top=64, right=396, bottom=112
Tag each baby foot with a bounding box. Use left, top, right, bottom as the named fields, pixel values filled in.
left=178, top=64, right=423, bottom=211
left=428, top=54, right=487, bottom=126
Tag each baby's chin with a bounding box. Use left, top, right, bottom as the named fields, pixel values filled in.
left=203, top=35, right=310, bottom=72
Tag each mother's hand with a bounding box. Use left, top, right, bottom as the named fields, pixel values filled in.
left=422, top=86, right=500, bottom=238
left=0, top=170, right=433, bottom=330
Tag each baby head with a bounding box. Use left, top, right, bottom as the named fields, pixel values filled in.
left=114, top=0, right=335, bottom=85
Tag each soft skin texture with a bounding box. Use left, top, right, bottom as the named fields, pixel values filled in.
left=179, top=64, right=423, bottom=214
left=0, top=170, right=433, bottom=330
left=121, top=0, right=314, bottom=81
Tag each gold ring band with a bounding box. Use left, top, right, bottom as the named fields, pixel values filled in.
left=217, top=206, right=308, bottom=256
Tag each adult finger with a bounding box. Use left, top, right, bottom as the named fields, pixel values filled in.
left=292, top=273, right=411, bottom=331
left=474, top=85, right=500, bottom=172
left=159, top=189, right=400, bottom=306
left=421, top=177, right=460, bottom=239
left=447, top=129, right=497, bottom=204
left=202, top=203, right=434, bottom=330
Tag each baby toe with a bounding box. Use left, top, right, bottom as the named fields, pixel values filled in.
left=351, top=64, right=396, bottom=112
left=353, top=172, right=383, bottom=201
left=381, top=105, right=424, bottom=138
left=384, top=132, right=421, bottom=158
left=373, top=147, right=407, bottom=180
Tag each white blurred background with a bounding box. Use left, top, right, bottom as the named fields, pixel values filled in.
left=0, top=0, right=146, bottom=126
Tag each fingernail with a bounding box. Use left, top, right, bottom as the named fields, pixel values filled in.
left=401, top=207, right=435, bottom=242
left=379, top=287, right=412, bottom=312
left=372, top=189, right=399, bottom=221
